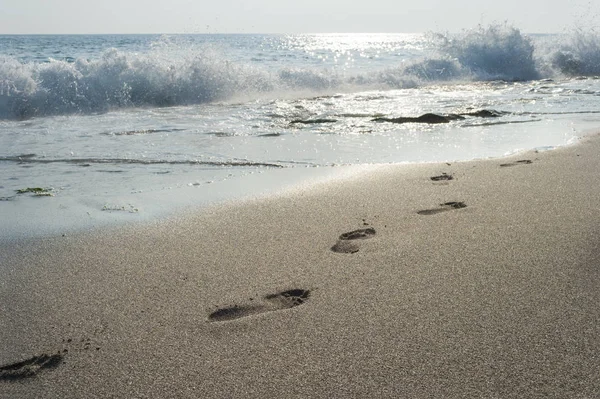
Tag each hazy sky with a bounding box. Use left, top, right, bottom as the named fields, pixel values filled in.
left=1, top=0, right=598, bottom=34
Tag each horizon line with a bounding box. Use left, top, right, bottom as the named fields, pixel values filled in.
left=0, top=31, right=560, bottom=36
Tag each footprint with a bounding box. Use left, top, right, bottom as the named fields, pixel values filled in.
left=430, top=173, right=454, bottom=181
left=331, top=240, right=360, bottom=254
left=207, top=304, right=268, bottom=322
left=208, top=289, right=310, bottom=322
left=0, top=353, right=63, bottom=381
left=331, top=228, right=376, bottom=253
left=265, top=289, right=310, bottom=308
left=500, top=159, right=532, bottom=167
left=417, top=201, right=467, bottom=215
left=339, top=228, right=376, bottom=240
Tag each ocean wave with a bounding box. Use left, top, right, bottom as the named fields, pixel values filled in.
left=549, top=29, right=600, bottom=76
left=1, top=25, right=599, bottom=120
left=0, top=47, right=278, bottom=119
left=429, top=23, right=540, bottom=81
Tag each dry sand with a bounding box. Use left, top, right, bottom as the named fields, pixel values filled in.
left=1, top=133, right=600, bottom=398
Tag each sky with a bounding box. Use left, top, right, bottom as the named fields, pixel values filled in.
left=0, top=0, right=598, bottom=34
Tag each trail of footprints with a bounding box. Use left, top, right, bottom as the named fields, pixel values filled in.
left=209, top=159, right=535, bottom=321
left=1, top=159, right=533, bottom=373
left=421, top=171, right=466, bottom=214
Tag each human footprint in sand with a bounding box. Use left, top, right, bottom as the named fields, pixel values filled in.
left=208, top=289, right=310, bottom=322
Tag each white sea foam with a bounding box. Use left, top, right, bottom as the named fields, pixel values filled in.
left=549, top=29, right=600, bottom=76
left=430, top=24, right=540, bottom=81
left=1, top=25, right=599, bottom=119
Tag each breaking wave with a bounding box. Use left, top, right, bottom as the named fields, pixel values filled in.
left=1, top=24, right=599, bottom=120
left=0, top=47, right=277, bottom=119
left=549, top=29, right=600, bottom=76
left=429, top=24, right=540, bottom=81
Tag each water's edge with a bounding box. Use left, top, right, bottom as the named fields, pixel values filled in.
left=1, top=135, right=588, bottom=242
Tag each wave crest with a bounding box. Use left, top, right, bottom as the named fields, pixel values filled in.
left=2, top=25, right=600, bottom=120
left=550, top=29, right=600, bottom=76
left=0, top=46, right=277, bottom=119
left=431, top=23, right=539, bottom=81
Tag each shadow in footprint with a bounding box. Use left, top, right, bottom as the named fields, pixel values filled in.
left=331, top=228, right=376, bottom=253
left=0, top=353, right=63, bottom=381
left=208, top=289, right=310, bottom=322
left=430, top=173, right=454, bottom=181
left=417, top=201, right=467, bottom=215
left=500, top=159, right=532, bottom=167
left=207, top=304, right=268, bottom=322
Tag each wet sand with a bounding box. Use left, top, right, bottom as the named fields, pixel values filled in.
left=1, top=134, right=600, bottom=398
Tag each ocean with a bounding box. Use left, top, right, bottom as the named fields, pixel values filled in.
left=1, top=24, right=600, bottom=237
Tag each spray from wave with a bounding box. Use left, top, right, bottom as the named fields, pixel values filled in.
left=428, top=23, right=540, bottom=81
left=0, top=44, right=279, bottom=119
left=1, top=24, right=599, bottom=120
left=550, top=29, right=600, bottom=76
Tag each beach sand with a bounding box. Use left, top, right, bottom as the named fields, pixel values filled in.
left=1, top=133, right=600, bottom=398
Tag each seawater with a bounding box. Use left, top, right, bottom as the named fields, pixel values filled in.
left=1, top=25, right=600, bottom=237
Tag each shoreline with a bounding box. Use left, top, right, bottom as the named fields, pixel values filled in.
left=0, top=164, right=372, bottom=241
left=0, top=132, right=585, bottom=242
left=2, top=132, right=600, bottom=397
